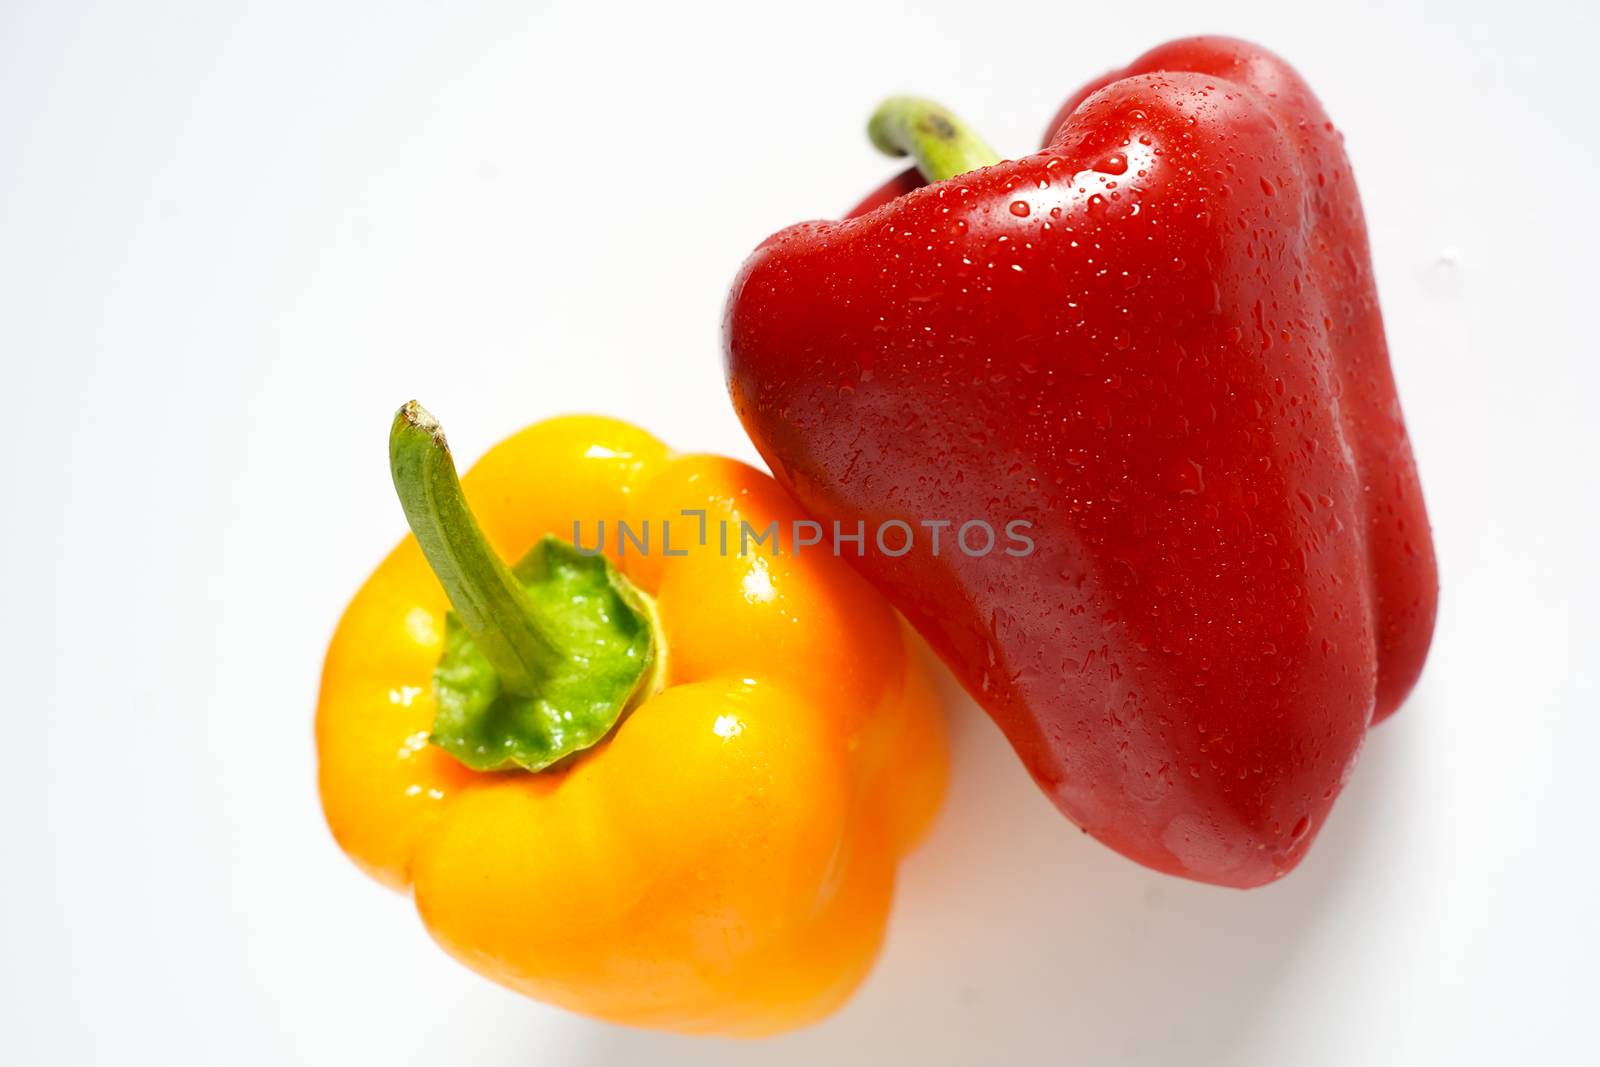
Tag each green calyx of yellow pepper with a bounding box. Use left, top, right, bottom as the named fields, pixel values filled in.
left=866, top=96, right=1001, bottom=182
left=388, top=401, right=664, bottom=772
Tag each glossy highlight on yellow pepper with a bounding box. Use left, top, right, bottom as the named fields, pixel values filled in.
left=316, top=413, right=947, bottom=1036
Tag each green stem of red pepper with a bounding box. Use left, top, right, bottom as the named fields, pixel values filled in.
left=867, top=96, right=1001, bottom=182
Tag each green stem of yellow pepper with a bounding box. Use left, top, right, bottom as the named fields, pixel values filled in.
left=388, top=401, right=661, bottom=773
left=389, top=400, right=558, bottom=698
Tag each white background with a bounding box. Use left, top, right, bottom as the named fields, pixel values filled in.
left=4, top=1, right=1597, bottom=1063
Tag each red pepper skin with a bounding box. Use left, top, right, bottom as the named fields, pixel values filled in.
left=724, top=37, right=1437, bottom=887
left=847, top=167, right=922, bottom=218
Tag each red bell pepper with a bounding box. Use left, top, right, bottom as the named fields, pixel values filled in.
left=724, top=36, right=1437, bottom=887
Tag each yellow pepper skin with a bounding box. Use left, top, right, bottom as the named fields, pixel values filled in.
left=316, top=415, right=946, bottom=1036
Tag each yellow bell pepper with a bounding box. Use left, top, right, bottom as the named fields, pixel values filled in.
left=316, top=404, right=946, bottom=1036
